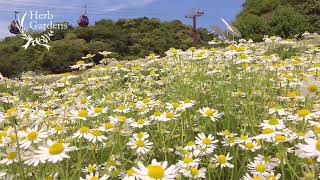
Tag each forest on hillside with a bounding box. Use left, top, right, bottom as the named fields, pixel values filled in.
left=234, top=0, right=320, bottom=41
left=0, top=18, right=211, bottom=77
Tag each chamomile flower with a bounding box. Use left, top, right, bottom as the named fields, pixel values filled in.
left=80, top=172, right=108, bottom=180
left=296, top=138, right=320, bottom=161
left=198, top=107, right=223, bottom=122
left=212, top=153, right=234, bottom=168
left=247, top=159, right=274, bottom=177
left=85, top=129, right=107, bottom=143
left=217, top=130, right=237, bottom=138
left=195, top=133, right=218, bottom=155
left=70, top=108, right=92, bottom=121
left=82, top=164, right=98, bottom=173
left=121, top=168, right=137, bottom=180
left=0, top=148, right=19, bottom=165
left=181, top=166, right=207, bottom=179
left=133, top=132, right=150, bottom=140
left=36, top=140, right=77, bottom=163
left=158, top=111, right=179, bottom=122
left=177, top=155, right=200, bottom=168
left=127, top=137, right=153, bottom=155
left=89, top=106, right=108, bottom=116
left=73, top=126, right=91, bottom=139
left=134, top=115, right=152, bottom=126
left=19, top=127, right=48, bottom=149
left=259, top=116, right=285, bottom=130
left=133, top=159, right=177, bottom=180
left=239, top=140, right=261, bottom=152
left=70, top=60, right=94, bottom=70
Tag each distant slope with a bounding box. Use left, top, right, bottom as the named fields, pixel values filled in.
left=234, top=0, right=320, bottom=40
left=0, top=17, right=211, bottom=77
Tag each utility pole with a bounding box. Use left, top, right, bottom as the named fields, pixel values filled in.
left=185, top=9, right=204, bottom=49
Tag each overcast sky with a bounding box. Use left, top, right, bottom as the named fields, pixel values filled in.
left=0, top=0, right=245, bottom=39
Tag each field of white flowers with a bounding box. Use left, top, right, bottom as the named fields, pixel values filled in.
left=1, top=34, right=320, bottom=180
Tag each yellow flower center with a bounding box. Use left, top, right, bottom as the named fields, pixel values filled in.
left=262, top=128, right=273, bottom=134
left=6, top=152, right=17, bottom=159
left=245, top=142, right=254, bottom=149
left=228, top=137, right=236, bottom=143
left=275, top=135, right=286, bottom=142
left=137, top=132, right=144, bottom=139
left=143, top=98, right=151, bottom=103
left=255, top=164, right=265, bottom=172
left=183, top=157, right=193, bottom=163
left=172, top=102, right=180, bottom=108
left=76, top=60, right=85, bottom=65
left=78, top=109, right=88, bottom=117
left=117, top=105, right=125, bottom=110
left=79, top=126, right=89, bottom=133
left=190, top=167, right=199, bottom=176
left=154, top=110, right=161, bottom=116
left=91, top=130, right=102, bottom=136
left=80, top=97, right=87, bottom=104
left=135, top=140, right=145, bottom=147
left=94, top=107, right=102, bottom=113
left=46, top=109, right=53, bottom=115
left=304, top=171, right=315, bottom=179
left=147, top=165, right=164, bottom=179
left=298, top=109, right=311, bottom=117
left=316, top=140, right=320, bottom=151
left=184, top=98, right=191, bottom=103
left=49, top=143, right=64, bottom=155
left=118, top=116, right=127, bottom=121
left=27, top=131, right=38, bottom=141
left=187, top=141, right=196, bottom=146
left=137, top=119, right=145, bottom=124
left=127, top=168, right=135, bottom=176
left=89, top=177, right=98, bottom=180
left=313, top=126, right=320, bottom=134
left=240, top=135, right=249, bottom=140
left=104, top=122, right=113, bottom=129
left=308, top=84, right=318, bottom=93
left=87, top=165, right=96, bottom=171
left=268, top=116, right=279, bottom=125
left=205, top=109, right=215, bottom=116
left=202, top=137, right=212, bottom=145
left=252, top=177, right=262, bottom=180
left=217, top=155, right=227, bottom=164
left=223, top=130, right=231, bottom=136
left=6, top=108, right=17, bottom=116
left=165, top=112, right=173, bottom=118
left=54, top=125, right=63, bottom=131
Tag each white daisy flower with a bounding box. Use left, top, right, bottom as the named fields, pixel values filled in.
left=0, top=148, right=19, bottom=165
left=127, top=137, right=153, bottom=155
left=85, top=129, right=107, bottom=143
left=80, top=172, right=108, bottom=180
left=212, top=153, right=234, bottom=168
left=73, top=126, right=91, bottom=139
left=195, top=133, right=218, bottom=155
left=19, top=127, right=48, bottom=149
left=133, top=159, right=177, bottom=180
left=181, top=166, right=207, bottom=179
left=36, top=140, right=77, bottom=163
left=198, top=107, right=223, bottom=122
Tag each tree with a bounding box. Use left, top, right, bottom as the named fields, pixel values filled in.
left=268, top=6, right=311, bottom=37
left=234, top=13, right=269, bottom=41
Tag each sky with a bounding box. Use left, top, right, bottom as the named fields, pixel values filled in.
left=0, top=0, right=245, bottom=39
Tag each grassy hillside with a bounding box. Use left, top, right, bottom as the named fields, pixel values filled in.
left=0, top=17, right=211, bottom=77
left=234, top=0, right=320, bottom=40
